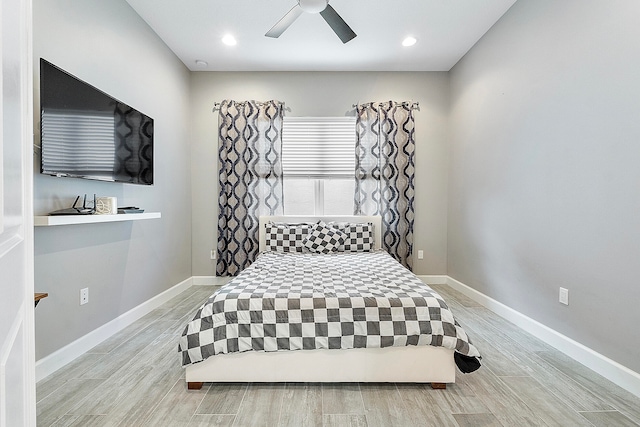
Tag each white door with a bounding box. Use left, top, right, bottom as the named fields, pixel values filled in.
left=0, top=0, right=35, bottom=426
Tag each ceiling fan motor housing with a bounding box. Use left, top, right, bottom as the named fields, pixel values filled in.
left=298, top=0, right=328, bottom=14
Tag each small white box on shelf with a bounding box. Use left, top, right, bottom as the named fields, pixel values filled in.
left=95, top=197, right=117, bottom=215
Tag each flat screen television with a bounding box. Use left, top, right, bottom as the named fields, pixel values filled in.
left=39, top=59, right=154, bottom=185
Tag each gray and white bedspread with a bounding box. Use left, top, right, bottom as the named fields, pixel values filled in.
left=179, top=250, right=481, bottom=369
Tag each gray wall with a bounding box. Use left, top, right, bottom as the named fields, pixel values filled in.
left=33, top=0, right=192, bottom=359
left=449, top=0, right=640, bottom=372
left=190, top=72, right=450, bottom=277
left=35, top=0, right=640, bottom=379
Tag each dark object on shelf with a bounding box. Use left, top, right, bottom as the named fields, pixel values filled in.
left=49, top=194, right=96, bottom=215
left=118, top=207, right=145, bottom=214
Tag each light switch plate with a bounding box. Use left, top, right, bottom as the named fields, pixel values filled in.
left=559, top=287, right=569, bottom=305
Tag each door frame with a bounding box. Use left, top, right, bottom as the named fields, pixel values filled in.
left=0, top=0, right=35, bottom=425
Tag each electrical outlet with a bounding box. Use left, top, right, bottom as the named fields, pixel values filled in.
left=210, top=249, right=216, bottom=260
left=559, top=287, right=569, bottom=305
left=80, top=288, right=89, bottom=305
left=417, top=250, right=424, bottom=260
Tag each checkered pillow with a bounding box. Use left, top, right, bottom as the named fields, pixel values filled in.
left=329, top=222, right=374, bottom=252
left=264, top=222, right=311, bottom=252
left=302, top=222, right=347, bottom=254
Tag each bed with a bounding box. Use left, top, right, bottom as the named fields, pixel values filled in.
left=180, top=216, right=480, bottom=390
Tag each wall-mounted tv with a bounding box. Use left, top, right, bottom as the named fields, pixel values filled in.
left=39, top=59, right=154, bottom=185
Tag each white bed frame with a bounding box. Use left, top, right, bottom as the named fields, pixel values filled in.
left=186, top=216, right=456, bottom=389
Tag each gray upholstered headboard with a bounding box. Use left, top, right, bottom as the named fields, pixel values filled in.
left=259, top=215, right=382, bottom=252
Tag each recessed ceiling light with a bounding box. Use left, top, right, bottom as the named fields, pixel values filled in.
left=195, top=60, right=208, bottom=68
left=402, top=36, right=417, bottom=47
left=222, top=34, right=237, bottom=46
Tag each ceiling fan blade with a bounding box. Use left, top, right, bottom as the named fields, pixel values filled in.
left=265, top=5, right=304, bottom=38
left=319, top=4, right=356, bottom=43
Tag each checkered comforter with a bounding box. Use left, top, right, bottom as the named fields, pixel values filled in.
left=179, top=250, right=481, bottom=368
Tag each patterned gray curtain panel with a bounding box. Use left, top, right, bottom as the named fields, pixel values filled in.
left=217, top=100, right=285, bottom=276
left=354, top=101, right=416, bottom=270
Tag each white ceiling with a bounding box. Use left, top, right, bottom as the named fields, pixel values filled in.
left=125, top=0, right=517, bottom=72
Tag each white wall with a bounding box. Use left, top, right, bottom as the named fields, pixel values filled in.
left=190, top=71, right=450, bottom=276
left=449, top=0, right=640, bottom=373
left=33, top=0, right=192, bottom=359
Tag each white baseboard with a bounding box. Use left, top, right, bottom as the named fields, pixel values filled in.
left=35, top=277, right=194, bottom=382
left=192, top=276, right=231, bottom=286
left=416, top=275, right=448, bottom=285
left=446, top=276, right=640, bottom=399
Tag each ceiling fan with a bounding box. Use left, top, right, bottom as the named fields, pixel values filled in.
left=265, top=0, right=357, bottom=44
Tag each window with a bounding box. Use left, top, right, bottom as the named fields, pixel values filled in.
left=281, top=117, right=356, bottom=215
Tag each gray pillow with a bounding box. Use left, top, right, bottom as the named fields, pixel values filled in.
left=264, top=222, right=312, bottom=252
left=302, top=222, right=347, bottom=253
left=328, top=222, right=374, bottom=252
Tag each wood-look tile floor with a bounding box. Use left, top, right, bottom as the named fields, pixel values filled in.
left=37, top=284, right=640, bottom=426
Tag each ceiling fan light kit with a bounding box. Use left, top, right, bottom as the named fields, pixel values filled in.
left=298, top=0, right=328, bottom=14
left=266, top=0, right=356, bottom=44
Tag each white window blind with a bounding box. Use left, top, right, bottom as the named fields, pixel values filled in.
left=281, top=116, right=356, bottom=178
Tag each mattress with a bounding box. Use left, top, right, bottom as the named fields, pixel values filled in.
left=179, top=250, right=481, bottom=370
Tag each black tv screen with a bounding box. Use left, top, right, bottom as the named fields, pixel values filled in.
left=40, top=59, right=154, bottom=185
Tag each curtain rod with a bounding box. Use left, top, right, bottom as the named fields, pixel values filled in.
left=212, top=101, right=419, bottom=112
left=212, top=101, right=289, bottom=112
left=352, top=101, right=420, bottom=110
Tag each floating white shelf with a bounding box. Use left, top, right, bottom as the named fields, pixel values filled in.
left=34, top=212, right=161, bottom=227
